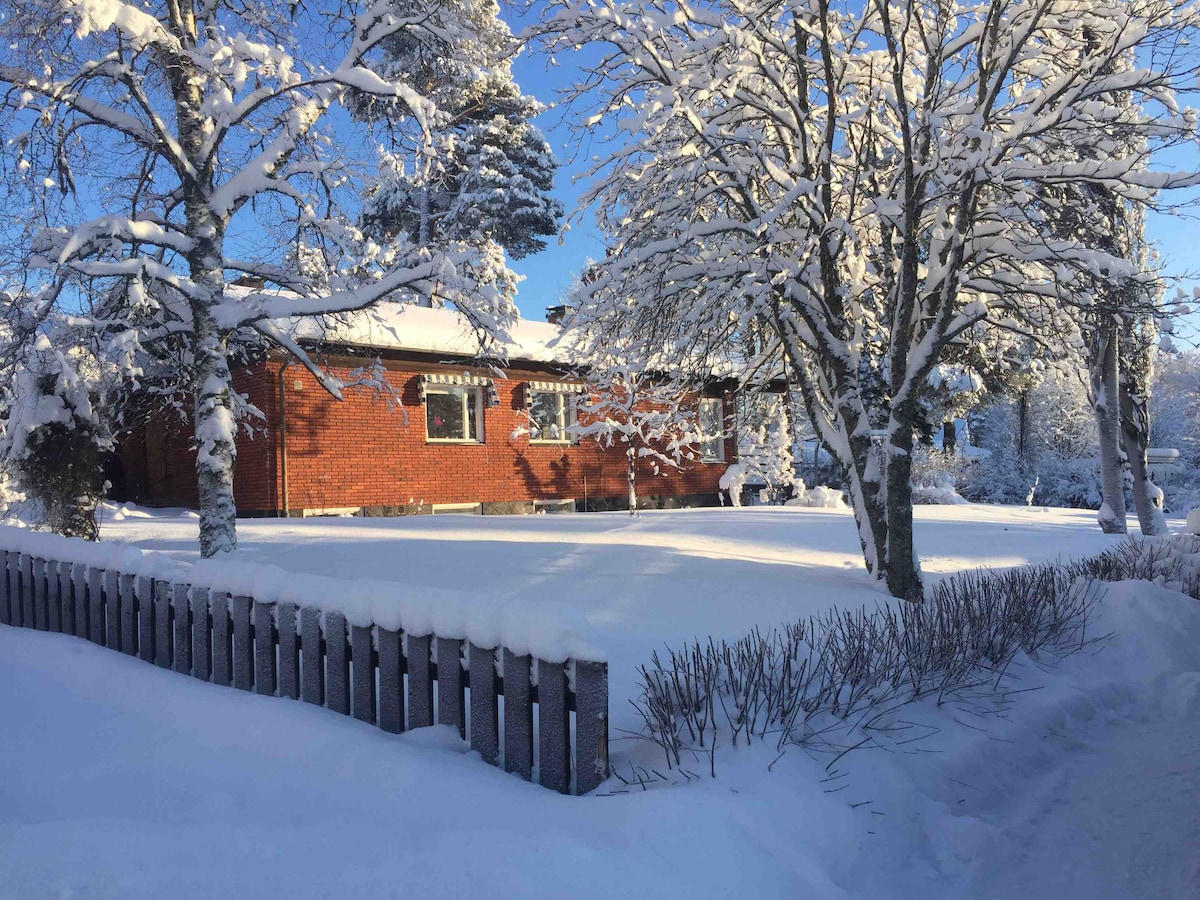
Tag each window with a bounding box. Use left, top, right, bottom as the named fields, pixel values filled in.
left=698, top=397, right=725, bottom=461
left=432, top=503, right=482, bottom=515
left=529, top=390, right=575, bottom=443
left=426, top=385, right=483, bottom=442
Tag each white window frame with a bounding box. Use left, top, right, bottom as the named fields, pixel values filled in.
left=698, top=397, right=725, bottom=462
left=528, top=390, right=577, bottom=444
left=425, top=384, right=485, bottom=443
left=431, top=502, right=483, bottom=515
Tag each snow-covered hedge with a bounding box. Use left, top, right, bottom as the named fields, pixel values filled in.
left=0, top=526, right=603, bottom=663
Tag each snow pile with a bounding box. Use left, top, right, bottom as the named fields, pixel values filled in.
left=0, top=525, right=603, bottom=663
left=717, top=463, right=746, bottom=505
left=784, top=481, right=846, bottom=509
left=912, top=472, right=969, bottom=505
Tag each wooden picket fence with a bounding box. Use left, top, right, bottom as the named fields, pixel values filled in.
left=0, top=548, right=609, bottom=794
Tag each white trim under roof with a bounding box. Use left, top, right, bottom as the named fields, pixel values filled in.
left=523, top=380, right=586, bottom=408
left=419, top=372, right=499, bottom=407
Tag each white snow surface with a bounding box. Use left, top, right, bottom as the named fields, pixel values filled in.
left=1, top=505, right=1198, bottom=896
left=253, top=284, right=573, bottom=363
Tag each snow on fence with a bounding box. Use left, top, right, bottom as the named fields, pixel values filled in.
left=0, top=529, right=609, bottom=795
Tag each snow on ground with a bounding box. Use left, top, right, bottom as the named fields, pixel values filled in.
left=1, top=505, right=1197, bottom=897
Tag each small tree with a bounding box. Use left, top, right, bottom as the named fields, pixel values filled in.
left=575, top=361, right=709, bottom=515
left=736, top=392, right=795, bottom=504
left=0, top=331, right=112, bottom=539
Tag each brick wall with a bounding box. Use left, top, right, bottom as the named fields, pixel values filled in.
left=117, top=355, right=736, bottom=515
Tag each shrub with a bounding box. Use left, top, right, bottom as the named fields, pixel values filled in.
left=631, top=535, right=1200, bottom=775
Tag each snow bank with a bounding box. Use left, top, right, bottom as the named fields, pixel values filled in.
left=0, top=526, right=603, bottom=663
left=785, top=484, right=846, bottom=509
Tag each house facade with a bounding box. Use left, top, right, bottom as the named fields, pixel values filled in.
left=115, top=304, right=735, bottom=517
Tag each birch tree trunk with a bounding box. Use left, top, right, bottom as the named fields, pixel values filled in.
left=627, top=445, right=637, bottom=515
left=1092, top=326, right=1127, bottom=534
left=189, top=222, right=238, bottom=557
left=1120, top=316, right=1167, bottom=536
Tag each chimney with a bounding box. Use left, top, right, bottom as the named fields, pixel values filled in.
left=546, top=304, right=570, bottom=325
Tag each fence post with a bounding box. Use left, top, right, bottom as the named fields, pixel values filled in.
left=407, top=634, right=434, bottom=729
left=300, top=606, right=323, bottom=706
left=191, top=586, right=211, bottom=682
left=503, top=650, right=533, bottom=781
left=72, top=564, right=87, bottom=640
left=46, top=559, right=61, bottom=633
left=211, top=593, right=232, bottom=687
left=137, top=576, right=155, bottom=663
left=574, top=660, right=610, bottom=795
left=0, top=550, right=9, bottom=627
left=325, top=612, right=350, bottom=715
left=119, top=574, right=137, bottom=656
left=104, top=570, right=120, bottom=651
left=6, top=551, right=20, bottom=628
left=57, top=561, right=74, bottom=636
left=469, top=643, right=499, bottom=766
left=45, top=559, right=61, bottom=633
left=22, top=555, right=36, bottom=631
left=32, top=558, right=48, bottom=631
left=277, top=603, right=299, bottom=700
left=232, top=595, right=253, bottom=691
left=436, top=637, right=465, bottom=738
left=153, top=579, right=172, bottom=668
left=253, top=601, right=276, bottom=696
left=87, top=567, right=104, bottom=646
left=351, top=624, right=376, bottom=725
left=538, top=660, right=571, bottom=794
left=171, top=583, right=191, bottom=675
left=377, top=627, right=404, bottom=734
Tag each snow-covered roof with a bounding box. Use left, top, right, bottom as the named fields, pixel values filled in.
left=284, top=303, right=572, bottom=365
left=230, top=284, right=575, bottom=365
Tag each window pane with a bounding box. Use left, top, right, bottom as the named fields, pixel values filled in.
left=700, top=398, right=723, bottom=459
left=427, top=389, right=466, bottom=440
left=466, top=389, right=480, bottom=441
left=530, top=392, right=564, bottom=440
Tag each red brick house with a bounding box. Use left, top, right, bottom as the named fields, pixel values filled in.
left=115, top=302, right=735, bottom=517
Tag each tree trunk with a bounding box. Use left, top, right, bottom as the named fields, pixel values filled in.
left=627, top=445, right=637, bottom=515
left=942, top=420, right=956, bottom=456
left=1092, top=326, right=1127, bottom=534
left=1120, top=317, right=1167, bottom=536
left=187, top=198, right=237, bottom=557
left=1017, top=390, right=1029, bottom=463
left=194, top=307, right=238, bottom=557
left=885, top=405, right=923, bottom=601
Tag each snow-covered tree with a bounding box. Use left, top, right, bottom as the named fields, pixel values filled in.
left=0, top=0, right=548, bottom=556
left=575, top=360, right=714, bottom=515
left=541, top=0, right=1200, bottom=598
left=0, top=327, right=113, bottom=540
left=736, top=392, right=795, bottom=503
left=356, top=0, right=561, bottom=305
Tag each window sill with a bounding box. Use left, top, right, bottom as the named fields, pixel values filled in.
left=530, top=439, right=574, bottom=446
left=426, top=438, right=485, bottom=445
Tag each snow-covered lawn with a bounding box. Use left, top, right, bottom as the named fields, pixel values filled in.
left=95, top=503, right=1137, bottom=722
left=2, top=505, right=1198, bottom=897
